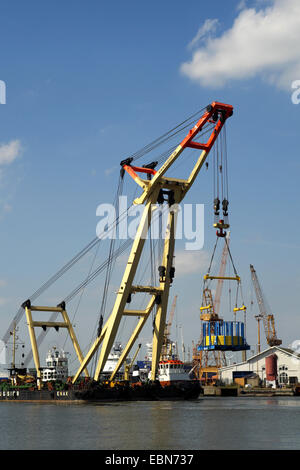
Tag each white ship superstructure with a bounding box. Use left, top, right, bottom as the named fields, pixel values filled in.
left=158, top=359, right=191, bottom=385
left=41, top=348, right=69, bottom=382
left=102, top=342, right=131, bottom=376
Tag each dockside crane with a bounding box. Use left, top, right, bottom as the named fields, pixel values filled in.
left=250, top=264, right=282, bottom=347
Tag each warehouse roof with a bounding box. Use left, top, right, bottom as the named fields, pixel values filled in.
left=219, top=345, right=300, bottom=371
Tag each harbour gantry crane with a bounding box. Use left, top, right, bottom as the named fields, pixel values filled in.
left=71, top=101, right=234, bottom=384
left=250, top=264, right=282, bottom=347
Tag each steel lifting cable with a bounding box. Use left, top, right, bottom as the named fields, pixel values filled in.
left=222, top=124, right=229, bottom=202
left=2, top=187, right=131, bottom=347
left=19, top=107, right=212, bottom=308
left=68, top=177, right=167, bottom=360
left=28, top=109, right=207, bottom=300
left=23, top=237, right=134, bottom=366
left=224, top=236, right=238, bottom=279
left=62, top=245, right=102, bottom=351
left=212, top=123, right=230, bottom=226
left=220, top=131, right=224, bottom=201
left=63, top=177, right=126, bottom=350
left=62, top=239, right=133, bottom=304
left=90, top=195, right=123, bottom=376
left=24, top=175, right=129, bottom=364
left=96, top=173, right=125, bottom=337
left=90, top=214, right=163, bottom=375
left=128, top=106, right=206, bottom=164
left=206, top=237, right=219, bottom=277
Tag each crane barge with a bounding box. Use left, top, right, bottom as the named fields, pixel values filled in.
left=0, top=101, right=233, bottom=402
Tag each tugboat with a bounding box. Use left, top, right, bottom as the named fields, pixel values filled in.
left=158, top=358, right=193, bottom=386
left=154, top=353, right=201, bottom=400
left=125, top=343, right=201, bottom=400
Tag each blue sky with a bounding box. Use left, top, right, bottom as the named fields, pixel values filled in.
left=0, top=0, right=299, bottom=371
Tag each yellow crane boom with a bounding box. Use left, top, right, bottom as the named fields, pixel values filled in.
left=72, top=101, right=233, bottom=384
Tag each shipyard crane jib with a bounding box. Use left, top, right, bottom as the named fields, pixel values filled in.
left=250, top=264, right=282, bottom=347
left=72, top=101, right=234, bottom=384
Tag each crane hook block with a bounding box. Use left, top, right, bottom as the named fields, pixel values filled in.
left=222, top=198, right=229, bottom=216
left=214, top=198, right=220, bottom=216
left=216, top=228, right=226, bottom=238
left=214, top=219, right=230, bottom=237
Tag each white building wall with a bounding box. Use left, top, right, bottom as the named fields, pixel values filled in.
left=219, top=347, right=300, bottom=385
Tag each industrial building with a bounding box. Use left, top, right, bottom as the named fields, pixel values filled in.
left=219, top=346, right=300, bottom=388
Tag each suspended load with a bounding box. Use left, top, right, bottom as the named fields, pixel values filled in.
left=199, top=320, right=249, bottom=351
left=197, top=231, right=250, bottom=354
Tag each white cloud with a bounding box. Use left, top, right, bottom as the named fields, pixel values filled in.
left=174, top=249, right=210, bottom=276
left=180, top=0, right=300, bottom=90
left=187, top=19, right=219, bottom=50
left=0, top=140, right=22, bottom=166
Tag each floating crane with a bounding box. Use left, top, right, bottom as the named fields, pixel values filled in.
left=10, top=102, right=233, bottom=387
left=250, top=264, right=282, bottom=347
left=70, top=101, right=234, bottom=384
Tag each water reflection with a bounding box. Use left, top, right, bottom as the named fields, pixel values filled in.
left=1, top=397, right=300, bottom=450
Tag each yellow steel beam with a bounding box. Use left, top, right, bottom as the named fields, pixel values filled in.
left=25, top=305, right=89, bottom=384
left=25, top=306, right=41, bottom=387
left=93, top=190, right=160, bottom=381
left=233, top=305, right=247, bottom=312
left=133, top=144, right=184, bottom=206
left=30, top=306, right=63, bottom=312
left=131, top=285, right=163, bottom=295
left=151, top=201, right=178, bottom=380
left=204, top=275, right=241, bottom=282
left=72, top=102, right=233, bottom=385
left=123, top=310, right=149, bottom=317
left=61, top=308, right=89, bottom=377
left=32, top=321, right=67, bottom=328
left=71, top=317, right=109, bottom=383
left=110, top=296, right=157, bottom=381
left=200, top=305, right=213, bottom=311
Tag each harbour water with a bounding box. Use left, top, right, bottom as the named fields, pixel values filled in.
left=1, top=396, right=300, bottom=450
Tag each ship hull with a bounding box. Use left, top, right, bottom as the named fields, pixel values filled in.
left=0, top=380, right=201, bottom=403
